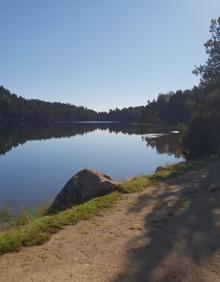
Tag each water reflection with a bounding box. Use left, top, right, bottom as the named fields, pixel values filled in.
left=142, top=133, right=182, bottom=158
left=0, top=123, right=182, bottom=157
left=0, top=123, right=183, bottom=212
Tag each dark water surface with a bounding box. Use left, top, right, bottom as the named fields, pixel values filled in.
left=0, top=123, right=184, bottom=212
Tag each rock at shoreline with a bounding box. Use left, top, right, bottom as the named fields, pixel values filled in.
left=48, top=169, right=119, bottom=214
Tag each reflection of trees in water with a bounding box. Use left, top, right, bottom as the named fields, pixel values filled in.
left=0, top=123, right=182, bottom=157
left=142, top=134, right=183, bottom=158
left=0, top=123, right=140, bottom=156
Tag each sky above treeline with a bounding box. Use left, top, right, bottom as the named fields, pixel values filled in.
left=0, top=0, right=220, bottom=111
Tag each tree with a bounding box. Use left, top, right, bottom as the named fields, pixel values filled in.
left=193, top=17, right=220, bottom=86
left=183, top=17, right=220, bottom=158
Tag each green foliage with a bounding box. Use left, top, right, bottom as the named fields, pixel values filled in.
left=177, top=123, right=188, bottom=136
left=193, top=17, right=220, bottom=86
left=183, top=87, right=220, bottom=158
left=140, top=88, right=200, bottom=125
left=183, top=16, right=220, bottom=158
left=16, top=208, right=33, bottom=226
left=0, top=206, right=13, bottom=227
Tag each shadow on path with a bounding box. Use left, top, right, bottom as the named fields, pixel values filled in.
left=113, top=161, right=220, bottom=282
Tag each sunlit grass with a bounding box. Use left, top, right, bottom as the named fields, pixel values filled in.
left=0, top=193, right=120, bottom=254
left=151, top=160, right=204, bottom=181
left=119, top=160, right=204, bottom=193
left=119, top=175, right=152, bottom=193
left=0, top=202, right=51, bottom=232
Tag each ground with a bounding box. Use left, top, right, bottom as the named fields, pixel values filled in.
left=1, top=160, right=220, bottom=282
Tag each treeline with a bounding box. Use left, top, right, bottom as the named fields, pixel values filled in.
left=99, top=106, right=144, bottom=122
left=140, top=87, right=201, bottom=125
left=183, top=80, right=220, bottom=158
left=0, top=86, right=144, bottom=127
left=0, top=86, right=98, bottom=125
left=140, top=17, right=220, bottom=159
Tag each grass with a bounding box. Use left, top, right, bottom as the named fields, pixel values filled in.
left=120, top=175, right=152, bottom=193
left=120, top=159, right=204, bottom=193
left=0, top=192, right=120, bottom=254
left=151, top=160, right=204, bottom=180
left=0, top=159, right=206, bottom=255
left=0, top=202, right=51, bottom=232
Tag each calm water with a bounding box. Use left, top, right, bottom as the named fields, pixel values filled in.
left=0, top=123, right=184, bottom=213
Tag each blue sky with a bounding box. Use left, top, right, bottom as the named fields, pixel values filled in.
left=0, top=0, right=220, bottom=111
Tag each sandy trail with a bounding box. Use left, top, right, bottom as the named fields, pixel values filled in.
left=1, top=161, right=220, bottom=282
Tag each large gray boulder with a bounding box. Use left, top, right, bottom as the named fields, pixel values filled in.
left=48, top=169, right=119, bottom=214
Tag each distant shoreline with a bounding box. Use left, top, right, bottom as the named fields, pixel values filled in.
left=55, top=120, right=121, bottom=124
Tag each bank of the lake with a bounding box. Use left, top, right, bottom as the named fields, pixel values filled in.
left=2, top=156, right=220, bottom=282
left=0, top=158, right=207, bottom=255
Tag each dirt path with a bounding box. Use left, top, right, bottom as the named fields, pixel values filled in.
left=1, top=161, right=220, bottom=282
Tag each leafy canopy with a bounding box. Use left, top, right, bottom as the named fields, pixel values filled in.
left=193, top=17, right=220, bottom=86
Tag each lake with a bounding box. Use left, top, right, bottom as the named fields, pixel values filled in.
left=0, top=123, right=184, bottom=213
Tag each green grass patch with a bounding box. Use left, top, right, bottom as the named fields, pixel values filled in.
left=0, top=192, right=120, bottom=255
left=119, top=175, right=152, bottom=193
left=0, top=202, right=51, bottom=232
left=120, top=160, right=204, bottom=193
left=151, top=160, right=204, bottom=181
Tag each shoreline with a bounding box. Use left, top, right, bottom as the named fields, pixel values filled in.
left=0, top=157, right=208, bottom=255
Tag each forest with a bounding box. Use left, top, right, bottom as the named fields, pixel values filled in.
left=0, top=86, right=143, bottom=126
